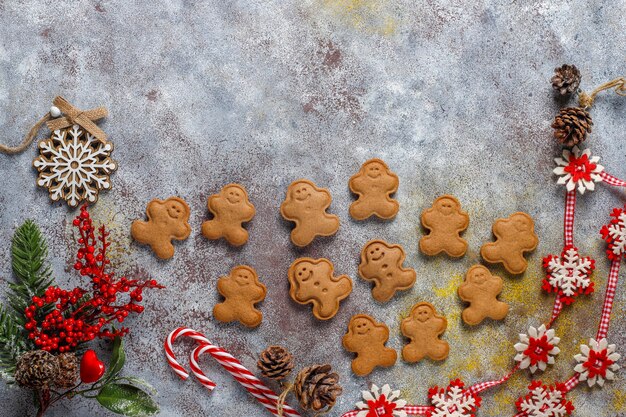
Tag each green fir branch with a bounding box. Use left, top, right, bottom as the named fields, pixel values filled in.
left=9, top=220, right=54, bottom=323
left=0, top=305, right=28, bottom=382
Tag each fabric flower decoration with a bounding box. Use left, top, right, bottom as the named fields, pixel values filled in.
left=514, top=324, right=560, bottom=373
left=355, top=384, right=407, bottom=417
left=600, top=205, right=626, bottom=260
left=574, top=338, right=621, bottom=387
left=427, top=379, right=481, bottom=417
left=553, top=146, right=604, bottom=194
left=542, top=246, right=595, bottom=305
left=515, top=381, right=574, bottom=417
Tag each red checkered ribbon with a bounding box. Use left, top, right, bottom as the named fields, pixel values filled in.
left=341, top=405, right=433, bottom=417
left=469, top=364, right=520, bottom=394
left=165, top=327, right=301, bottom=417
left=597, top=257, right=621, bottom=340
left=600, top=171, right=626, bottom=187
left=564, top=190, right=576, bottom=246
left=562, top=374, right=580, bottom=392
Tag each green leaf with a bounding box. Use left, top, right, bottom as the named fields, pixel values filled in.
left=114, top=377, right=156, bottom=395
left=105, top=336, right=126, bottom=379
left=9, top=220, right=54, bottom=323
left=96, top=383, right=159, bottom=416
left=0, top=305, right=28, bottom=382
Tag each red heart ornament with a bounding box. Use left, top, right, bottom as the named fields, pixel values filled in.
left=80, top=349, right=105, bottom=383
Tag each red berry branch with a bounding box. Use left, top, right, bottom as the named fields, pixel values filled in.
left=23, top=205, right=164, bottom=353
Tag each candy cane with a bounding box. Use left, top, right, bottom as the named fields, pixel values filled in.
left=165, top=327, right=301, bottom=417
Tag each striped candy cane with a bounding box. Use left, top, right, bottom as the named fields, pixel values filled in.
left=165, top=327, right=302, bottom=417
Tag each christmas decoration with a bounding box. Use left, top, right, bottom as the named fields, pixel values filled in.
left=574, top=338, right=621, bottom=387
left=553, top=146, right=604, bottom=194
left=293, top=364, right=342, bottom=412
left=80, top=350, right=105, bottom=383
left=53, top=353, right=78, bottom=388
left=427, top=380, right=480, bottom=417
left=600, top=205, right=626, bottom=260
left=551, top=64, right=581, bottom=96
left=33, top=124, right=117, bottom=207
left=339, top=68, right=626, bottom=417
left=0, top=96, right=116, bottom=208
left=515, top=381, right=574, bottom=417
left=258, top=346, right=295, bottom=381
left=354, top=384, right=407, bottom=417
left=165, top=327, right=302, bottom=417
left=551, top=107, right=593, bottom=147
left=14, top=350, right=59, bottom=389
left=542, top=246, right=595, bottom=304
left=514, top=324, right=561, bottom=373
left=0, top=211, right=161, bottom=416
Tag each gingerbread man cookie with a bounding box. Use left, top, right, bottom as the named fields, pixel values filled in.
left=288, top=257, right=352, bottom=320
left=458, top=265, right=509, bottom=325
left=480, top=212, right=538, bottom=274
left=131, top=197, right=191, bottom=259
left=419, top=195, right=469, bottom=257
left=202, top=183, right=255, bottom=246
left=401, top=302, right=449, bottom=362
left=342, top=314, right=397, bottom=376
left=358, top=240, right=416, bottom=302
left=213, top=265, right=266, bottom=328
left=349, top=158, right=399, bottom=220
left=280, top=179, right=340, bottom=247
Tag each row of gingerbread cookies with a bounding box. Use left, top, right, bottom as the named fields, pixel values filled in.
left=212, top=256, right=507, bottom=327
left=129, top=158, right=400, bottom=258
left=129, top=189, right=538, bottom=278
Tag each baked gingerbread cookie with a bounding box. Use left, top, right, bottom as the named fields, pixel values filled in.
left=202, top=183, right=255, bottom=246
left=342, top=314, right=397, bottom=376
left=419, top=195, right=469, bottom=257
left=280, top=179, right=340, bottom=247
left=480, top=212, right=538, bottom=274
left=288, top=257, right=352, bottom=320
left=213, top=265, right=266, bottom=327
left=401, top=302, right=449, bottom=362
left=349, top=158, right=399, bottom=220
left=358, top=240, right=416, bottom=302
left=131, top=197, right=191, bottom=259
left=458, top=265, right=509, bottom=325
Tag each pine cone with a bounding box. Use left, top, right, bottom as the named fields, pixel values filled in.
left=293, top=364, right=342, bottom=412
left=53, top=353, right=79, bottom=388
left=257, top=346, right=294, bottom=381
left=551, top=64, right=581, bottom=95
left=14, top=350, right=59, bottom=388
left=552, top=106, right=593, bottom=147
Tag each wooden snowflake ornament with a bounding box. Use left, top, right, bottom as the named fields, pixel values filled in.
left=33, top=125, right=117, bottom=207
left=32, top=97, right=115, bottom=207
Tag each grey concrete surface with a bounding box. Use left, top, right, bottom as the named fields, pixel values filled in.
left=1, top=0, right=626, bottom=416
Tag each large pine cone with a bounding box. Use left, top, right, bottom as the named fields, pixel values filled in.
left=53, top=352, right=79, bottom=388
left=14, top=350, right=59, bottom=388
left=552, top=106, right=593, bottom=147
left=257, top=346, right=294, bottom=381
left=551, top=64, right=581, bottom=95
left=293, top=364, right=342, bottom=412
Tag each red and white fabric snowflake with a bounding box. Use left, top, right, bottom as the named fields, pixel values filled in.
left=355, top=384, right=407, bottom=417
left=515, top=381, right=574, bottom=417
left=542, top=246, right=595, bottom=304
left=427, top=379, right=481, bottom=417
left=574, top=338, right=621, bottom=387
left=553, top=146, right=604, bottom=194
left=600, top=205, right=626, bottom=260
left=514, top=324, right=560, bottom=373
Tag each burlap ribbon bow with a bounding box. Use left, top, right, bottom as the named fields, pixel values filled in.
left=46, top=96, right=109, bottom=143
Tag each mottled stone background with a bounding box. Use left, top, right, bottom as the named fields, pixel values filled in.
left=1, top=0, right=626, bottom=415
